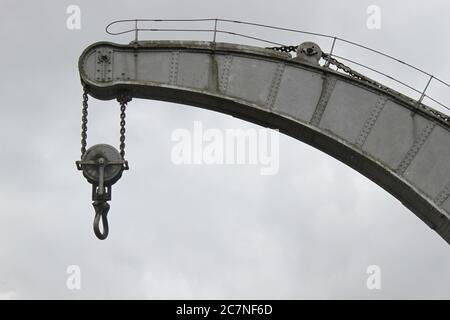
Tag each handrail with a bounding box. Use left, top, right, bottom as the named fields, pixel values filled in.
left=108, top=27, right=288, bottom=47
left=105, top=18, right=450, bottom=116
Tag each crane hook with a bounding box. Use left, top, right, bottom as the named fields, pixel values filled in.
left=93, top=200, right=110, bottom=240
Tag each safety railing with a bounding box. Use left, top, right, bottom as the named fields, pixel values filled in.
left=105, top=18, right=450, bottom=118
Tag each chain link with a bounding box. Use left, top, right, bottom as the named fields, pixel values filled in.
left=81, top=88, right=89, bottom=157
left=117, top=95, right=131, bottom=160
left=266, top=45, right=297, bottom=53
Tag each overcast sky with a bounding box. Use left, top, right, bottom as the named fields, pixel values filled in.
left=1, top=0, right=450, bottom=299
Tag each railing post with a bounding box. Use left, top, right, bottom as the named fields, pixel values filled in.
left=134, top=19, right=138, bottom=42
left=418, top=75, right=433, bottom=104
left=325, top=37, right=337, bottom=68
left=213, top=18, right=218, bottom=44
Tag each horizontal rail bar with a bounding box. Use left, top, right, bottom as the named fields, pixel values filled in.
left=217, top=18, right=336, bottom=39
left=107, top=26, right=288, bottom=46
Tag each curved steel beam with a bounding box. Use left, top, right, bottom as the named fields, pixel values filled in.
left=79, top=40, right=450, bottom=244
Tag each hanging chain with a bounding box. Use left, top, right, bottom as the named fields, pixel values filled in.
left=80, top=89, right=132, bottom=160
left=80, top=87, right=89, bottom=158
left=78, top=89, right=132, bottom=240
left=117, top=95, right=132, bottom=160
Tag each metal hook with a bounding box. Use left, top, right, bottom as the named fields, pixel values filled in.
left=93, top=201, right=110, bottom=240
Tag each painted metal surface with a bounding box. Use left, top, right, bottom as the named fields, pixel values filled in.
left=79, top=40, right=450, bottom=244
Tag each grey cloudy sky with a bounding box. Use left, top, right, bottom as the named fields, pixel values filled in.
left=0, top=0, right=450, bottom=299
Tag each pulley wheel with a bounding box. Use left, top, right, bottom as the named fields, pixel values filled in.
left=81, top=144, right=124, bottom=185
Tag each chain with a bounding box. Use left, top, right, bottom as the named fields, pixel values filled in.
left=81, top=89, right=133, bottom=160
left=117, top=95, right=131, bottom=160
left=81, top=87, right=89, bottom=157
left=321, top=52, right=450, bottom=123
left=267, top=46, right=396, bottom=97
left=321, top=53, right=393, bottom=90
left=266, top=45, right=297, bottom=53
